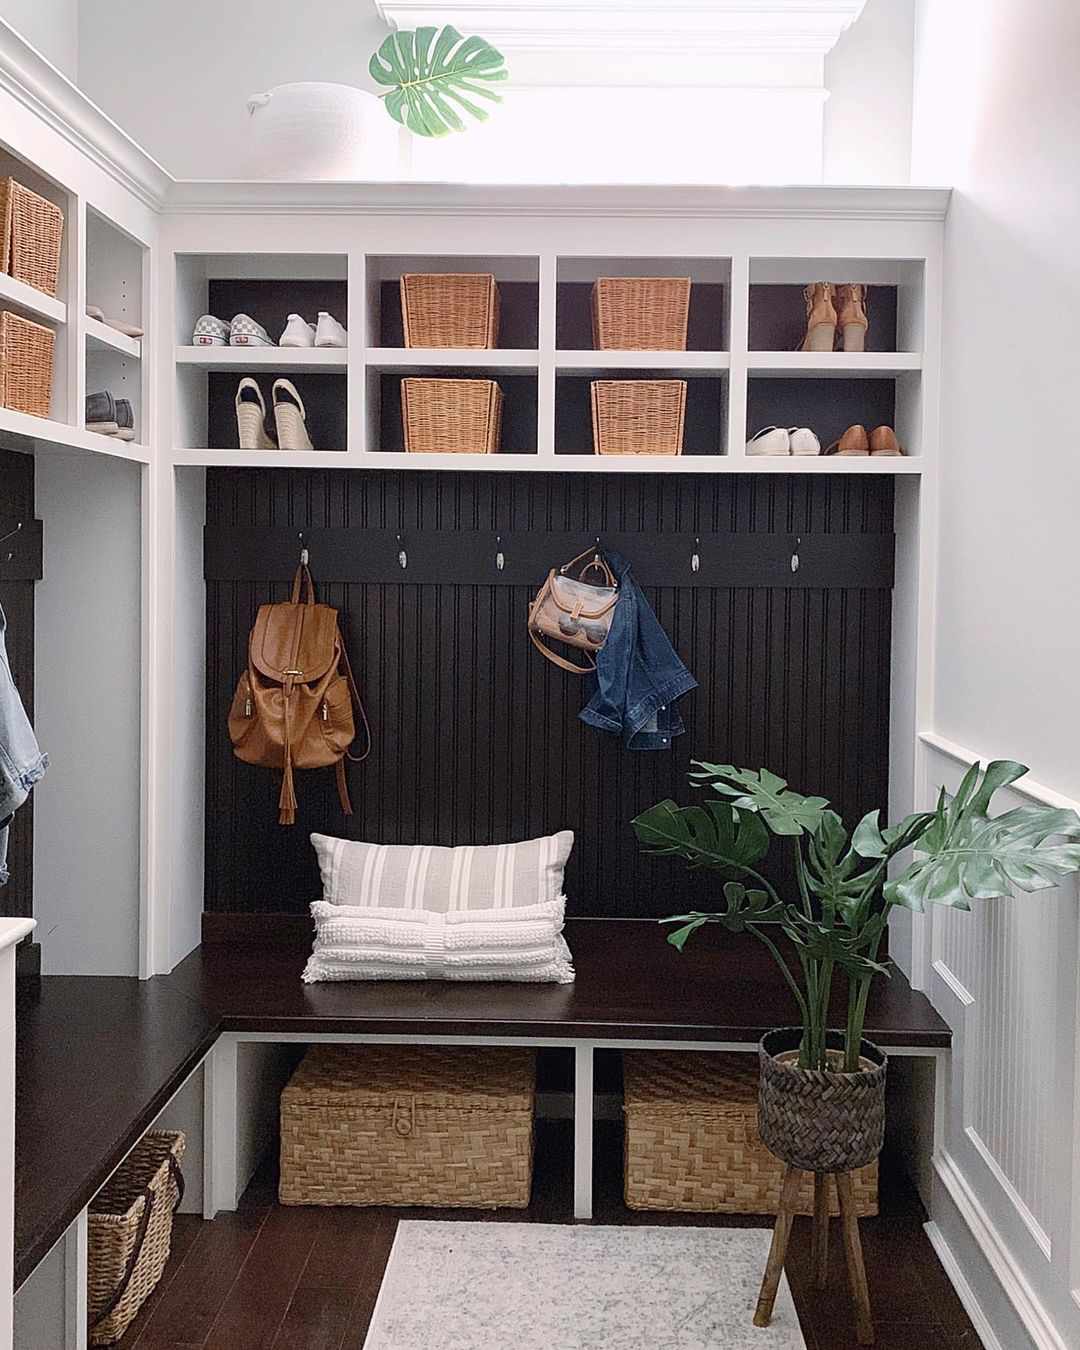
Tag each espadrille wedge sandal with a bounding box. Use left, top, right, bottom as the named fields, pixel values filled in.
left=801, top=282, right=837, bottom=352
left=235, top=377, right=276, bottom=450
left=272, top=378, right=313, bottom=451
left=836, top=283, right=869, bottom=352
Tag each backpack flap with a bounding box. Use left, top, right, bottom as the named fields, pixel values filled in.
left=249, top=600, right=339, bottom=685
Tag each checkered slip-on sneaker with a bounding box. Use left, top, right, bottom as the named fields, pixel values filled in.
left=193, top=314, right=231, bottom=346
left=229, top=313, right=275, bottom=347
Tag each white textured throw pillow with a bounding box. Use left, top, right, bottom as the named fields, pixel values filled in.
left=309, top=831, right=574, bottom=913
left=302, top=898, right=575, bottom=984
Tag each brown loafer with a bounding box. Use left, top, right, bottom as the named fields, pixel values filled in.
left=869, top=425, right=902, bottom=456
left=824, top=424, right=869, bottom=455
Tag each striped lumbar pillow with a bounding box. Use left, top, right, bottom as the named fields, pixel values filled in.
left=309, top=831, right=574, bottom=913
left=302, top=898, right=575, bottom=984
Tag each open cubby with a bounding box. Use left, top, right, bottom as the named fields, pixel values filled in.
left=366, top=255, right=539, bottom=349
left=746, top=376, right=902, bottom=454
left=750, top=284, right=899, bottom=352
left=0, top=146, right=71, bottom=304
left=555, top=372, right=726, bottom=455
left=85, top=347, right=142, bottom=443
left=371, top=370, right=538, bottom=454
left=86, top=208, right=144, bottom=332
left=206, top=371, right=347, bottom=452
left=174, top=254, right=348, bottom=348
left=206, top=277, right=348, bottom=350
left=749, top=259, right=925, bottom=353
left=556, top=257, right=730, bottom=352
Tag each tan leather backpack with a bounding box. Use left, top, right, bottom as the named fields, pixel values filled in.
left=228, top=564, right=370, bottom=825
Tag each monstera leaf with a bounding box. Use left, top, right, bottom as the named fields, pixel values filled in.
left=369, top=26, right=508, bottom=137
left=632, top=798, right=769, bottom=876
left=664, top=882, right=784, bottom=949
left=691, top=763, right=830, bottom=837
left=885, top=760, right=1080, bottom=911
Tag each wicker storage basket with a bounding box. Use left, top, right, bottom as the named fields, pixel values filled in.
left=402, top=377, right=503, bottom=453
left=280, top=1044, right=536, bottom=1207
left=592, top=277, right=690, bottom=351
left=400, top=272, right=499, bottom=348
left=0, top=178, right=64, bottom=297
left=623, top=1051, right=877, bottom=1216
left=591, top=379, right=686, bottom=455
left=0, top=311, right=55, bottom=418
left=87, top=1130, right=186, bottom=1345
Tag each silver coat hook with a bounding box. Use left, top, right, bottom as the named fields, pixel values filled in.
left=298, top=530, right=309, bottom=567
left=791, top=535, right=801, bottom=574
left=691, top=536, right=701, bottom=574
left=495, top=535, right=505, bottom=572
left=397, top=534, right=408, bottom=570
left=0, top=521, right=22, bottom=547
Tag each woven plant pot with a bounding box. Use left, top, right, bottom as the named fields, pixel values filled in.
left=758, top=1027, right=886, bottom=1174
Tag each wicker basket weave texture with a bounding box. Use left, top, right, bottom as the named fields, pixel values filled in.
left=592, top=277, right=691, bottom=351
left=280, top=1044, right=536, bottom=1208
left=0, top=179, right=64, bottom=297
left=402, top=377, right=503, bottom=453
left=400, top=272, right=499, bottom=348
left=623, top=1051, right=877, bottom=1216
left=0, top=311, right=55, bottom=418
left=591, top=379, right=686, bottom=455
left=87, top=1130, right=185, bottom=1346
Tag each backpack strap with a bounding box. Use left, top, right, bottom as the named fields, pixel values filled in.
left=340, top=644, right=372, bottom=766
left=277, top=591, right=308, bottom=826
left=289, top=563, right=316, bottom=606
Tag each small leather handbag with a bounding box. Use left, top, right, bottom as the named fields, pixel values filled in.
left=528, top=545, right=619, bottom=674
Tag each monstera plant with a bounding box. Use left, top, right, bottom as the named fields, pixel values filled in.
left=369, top=26, right=508, bottom=137
left=633, top=760, right=1080, bottom=1075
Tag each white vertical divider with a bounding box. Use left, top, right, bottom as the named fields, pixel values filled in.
left=68, top=196, right=85, bottom=428
left=347, top=249, right=366, bottom=458
left=62, top=1211, right=87, bottom=1350
left=725, top=253, right=750, bottom=459
left=536, top=252, right=557, bottom=459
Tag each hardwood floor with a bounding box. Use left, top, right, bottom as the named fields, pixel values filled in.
left=116, top=1123, right=981, bottom=1350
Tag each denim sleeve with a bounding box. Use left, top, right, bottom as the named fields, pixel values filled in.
left=0, top=603, right=47, bottom=825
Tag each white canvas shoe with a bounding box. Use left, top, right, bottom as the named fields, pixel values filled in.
left=229, top=313, right=275, bottom=347
left=788, top=427, right=821, bottom=456
left=314, top=311, right=347, bottom=348
left=280, top=314, right=316, bottom=348
left=746, top=426, right=791, bottom=456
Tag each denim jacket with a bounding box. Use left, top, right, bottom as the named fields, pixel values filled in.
left=579, top=552, right=697, bottom=750
left=0, top=603, right=46, bottom=884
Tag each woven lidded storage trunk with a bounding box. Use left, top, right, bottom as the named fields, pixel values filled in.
left=0, top=178, right=64, bottom=297
left=88, top=1130, right=186, bottom=1345
left=280, top=1044, right=536, bottom=1207
left=0, top=310, right=55, bottom=418
left=402, top=376, right=503, bottom=453
left=400, top=272, right=499, bottom=348
left=623, top=1051, right=877, bottom=1216
left=592, top=277, right=691, bottom=351
left=591, top=379, right=686, bottom=455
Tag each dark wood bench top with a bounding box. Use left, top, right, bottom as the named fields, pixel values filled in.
left=14, top=918, right=949, bottom=1289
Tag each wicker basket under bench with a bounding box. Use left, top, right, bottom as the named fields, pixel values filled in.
left=624, top=1051, right=878, bottom=1216
left=280, top=1044, right=536, bottom=1208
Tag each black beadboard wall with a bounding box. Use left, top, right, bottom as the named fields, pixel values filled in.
left=204, top=470, right=894, bottom=917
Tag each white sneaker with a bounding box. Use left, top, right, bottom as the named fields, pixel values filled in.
left=788, top=427, right=821, bottom=456
left=192, top=314, right=230, bottom=346
left=229, top=313, right=275, bottom=347
left=746, top=426, right=791, bottom=455
left=314, top=311, right=347, bottom=348
left=280, top=313, right=316, bottom=348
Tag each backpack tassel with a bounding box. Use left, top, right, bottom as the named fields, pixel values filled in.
left=279, top=752, right=297, bottom=826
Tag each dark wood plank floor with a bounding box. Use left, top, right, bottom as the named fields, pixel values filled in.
left=115, top=1123, right=981, bottom=1350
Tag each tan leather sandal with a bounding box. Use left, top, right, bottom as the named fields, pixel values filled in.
left=801, top=282, right=837, bottom=352
left=824, top=424, right=870, bottom=456
left=869, top=425, right=903, bottom=456
left=836, top=283, right=869, bottom=352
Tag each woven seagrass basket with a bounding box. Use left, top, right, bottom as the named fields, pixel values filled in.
left=0, top=178, right=64, bottom=297
left=758, top=1028, right=887, bottom=1174
left=623, top=1051, right=876, bottom=1216
left=591, top=379, right=686, bottom=455
left=280, top=1044, right=536, bottom=1207
left=0, top=310, right=55, bottom=418
left=400, top=272, right=499, bottom=348
left=592, top=277, right=690, bottom=351
left=88, top=1130, right=186, bottom=1345
left=402, top=377, right=503, bottom=453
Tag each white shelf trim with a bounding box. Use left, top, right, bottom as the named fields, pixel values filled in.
left=557, top=350, right=730, bottom=372
left=0, top=406, right=151, bottom=462
left=366, top=347, right=538, bottom=371
left=176, top=345, right=346, bottom=371
left=0, top=270, right=65, bottom=325
left=747, top=350, right=922, bottom=374
left=86, top=316, right=141, bottom=359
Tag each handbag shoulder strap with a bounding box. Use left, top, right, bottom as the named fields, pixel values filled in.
left=528, top=625, right=596, bottom=675
left=560, top=545, right=616, bottom=589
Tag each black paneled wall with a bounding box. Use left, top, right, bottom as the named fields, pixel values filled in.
left=204, top=471, right=894, bottom=917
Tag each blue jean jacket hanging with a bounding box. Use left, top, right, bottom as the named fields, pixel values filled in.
left=579, top=552, right=697, bottom=750
left=0, top=602, right=46, bottom=885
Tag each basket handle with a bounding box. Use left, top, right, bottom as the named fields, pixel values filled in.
left=88, top=1155, right=184, bottom=1333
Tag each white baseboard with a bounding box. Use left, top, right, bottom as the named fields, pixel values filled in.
left=924, top=1220, right=1001, bottom=1350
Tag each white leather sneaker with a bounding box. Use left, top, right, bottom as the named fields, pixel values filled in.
left=788, top=427, right=821, bottom=456
left=746, top=426, right=791, bottom=455
left=280, top=314, right=316, bottom=348
left=314, top=311, right=348, bottom=348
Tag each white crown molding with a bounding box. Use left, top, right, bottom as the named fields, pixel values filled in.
left=163, top=180, right=950, bottom=219
left=373, top=0, right=868, bottom=55
left=0, top=19, right=170, bottom=210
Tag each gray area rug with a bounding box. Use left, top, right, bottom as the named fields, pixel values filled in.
left=365, top=1221, right=806, bottom=1349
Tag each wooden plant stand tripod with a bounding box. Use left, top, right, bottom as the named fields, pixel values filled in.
left=754, top=1163, right=874, bottom=1346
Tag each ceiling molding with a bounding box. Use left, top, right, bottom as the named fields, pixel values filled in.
left=372, top=1, right=869, bottom=56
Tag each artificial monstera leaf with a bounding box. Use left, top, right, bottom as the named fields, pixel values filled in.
left=885, top=760, right=1080, bottom=911
left=781, top=909, right=892, bottom=978
left=851, top=808, right=935, bottom=860
left=632, top=798, right=769, bottom=876
left=369, top=26, right=508, bottom=138
left=663, top=882, right=783, bottom=949
left=691, top=763, right=830, bottom=837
